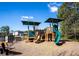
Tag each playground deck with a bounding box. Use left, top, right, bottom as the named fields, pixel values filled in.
left=1, top=40, right=79, bottom=56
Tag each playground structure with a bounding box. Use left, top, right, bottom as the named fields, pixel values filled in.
left=45, top=18, right=62, bottom=44
left=22, top=21, right=41, bottom=42
left=21, top=18, right=62, bottom=44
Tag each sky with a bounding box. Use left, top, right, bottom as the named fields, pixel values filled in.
left=0, top=2, right=63, bottom=31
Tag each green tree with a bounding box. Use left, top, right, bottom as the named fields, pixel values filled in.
left=0, top=26, right=10, bottom=36
left=58, top=2, right=79, bottom=40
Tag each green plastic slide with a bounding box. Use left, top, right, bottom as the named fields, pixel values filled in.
left=54, top=30, right=61, bottom=44
left=53, top=24, right=61, bottom=44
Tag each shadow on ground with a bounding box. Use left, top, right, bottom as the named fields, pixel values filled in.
left=9, top=50, right=22, bottom=55
left=54, top=40, right=66, bottom=46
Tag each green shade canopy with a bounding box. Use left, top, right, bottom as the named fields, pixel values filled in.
left=22, top=21, right=40, bottom=26
left=45, top=18, right=63, bottom=23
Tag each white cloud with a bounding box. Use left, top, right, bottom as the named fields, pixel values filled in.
left=50, top=6, right=58, bottom=12
left=48, top=4, right=58, bottom=13
left=21, top=16, right=34, bottom=20
left=22, top=16, right=29, bottom=19
left=29, top=16, right=34, bottom=19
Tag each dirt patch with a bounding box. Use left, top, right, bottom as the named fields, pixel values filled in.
left=1, top=41, right=79, bottom=56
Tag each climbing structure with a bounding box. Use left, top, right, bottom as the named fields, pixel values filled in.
left=45, top=18, right=63, bottom=44
left=45, top=27, right=55, bottom=41
left=21, top=21, right=40, bottom=42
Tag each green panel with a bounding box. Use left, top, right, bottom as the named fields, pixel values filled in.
left=45, top=18, right=63, bottom=23
left=29, top=31, right=35, bottom=37
left=22, top=21, right=40, bottom=26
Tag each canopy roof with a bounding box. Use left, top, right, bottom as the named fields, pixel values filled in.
left=22, top=21, right=41, bottom=26
left=45, top=18, right=63, bottom=23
